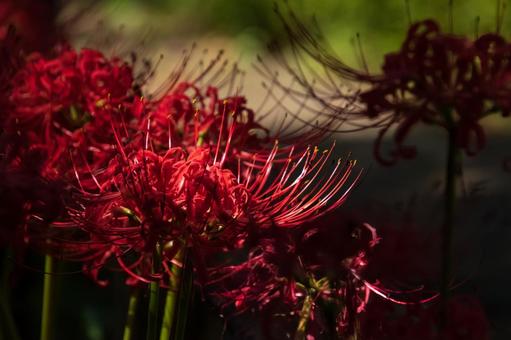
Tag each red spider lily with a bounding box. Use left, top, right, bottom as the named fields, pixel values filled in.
left=0, top=44, right=142, bottom=253
left=208, top=214, right=436, bottom=339
left=141, top=82, right=270, bottom=161
left=47, top=111, right=359, bottom=286
left=8, top=46, right=135, bottom=141
left=358, top=20, right=511, bottom=165
left=51, top=145, right=249, bottom=285
left=144, top=80, right=343, bottom=169
left=3, top=45, right=143, bottom=177
left=275, top=7, right=511, bottom=165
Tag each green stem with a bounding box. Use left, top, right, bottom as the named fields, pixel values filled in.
left=146, top=250, right=161, bottom=340
left=440, top=127, right=461, bottom=325
left=159, top=250, right=184, bottom=340
left=173, top=251, right=193, bottom=340
left=294, top=295, right=313, bottom=340
left=123, top=288, right=140, bottom=340
left=40, top=255, right=55, bottom=340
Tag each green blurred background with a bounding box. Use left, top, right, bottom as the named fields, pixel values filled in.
left=81, top=0, right=507, bottom=69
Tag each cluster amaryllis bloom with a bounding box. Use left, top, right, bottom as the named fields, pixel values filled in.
left=0, top=35, right=356, bottom=262
left=0, top=43, right=143, bottom=249
left=3, top=45, right=144, bottom=178
left=8, top=46, right=135, bottom=140
left=142, top=82, right=270, bottom=162
left=48, top=112, right=359, bottom=286
left=0, top=31, right=382, bottom=339
left=143, top=80, right=342, bottom=168
left=208, top=213, right=434, bottom=339
left=275, top=8, right=511, bottom=165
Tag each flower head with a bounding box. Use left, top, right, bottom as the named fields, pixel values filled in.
left=208, top=216, right=384, bottom=338
left=8, top=46, right=135, bottom=139
left=50, top=111, right=358, bottom=287
left=275, top=7, right=511, bottom=165
left=360, top=20, right=511, bottom=164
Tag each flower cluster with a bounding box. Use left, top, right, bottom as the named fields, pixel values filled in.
left=0, top=29, right=407, bottom=338
left=208, top=212, right=438, bottom=339
left=1, top=39, right=363, bottom=298
left=2, top=4, right=503, bottom=339
left=52, top=118, right=359, bottom=286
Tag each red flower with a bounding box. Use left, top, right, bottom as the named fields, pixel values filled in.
left=49, top=112, right=358, bottom=286
left=8, top=46, right=135, bottom=140
left=144, top=82, right=269, bottom=158
left=276, top=9, right=511, bottom=165
left=0, top=25, right=21, bottom=116
left=52, top=143, right=249, bottom=285
left=143, top=81, right=330, bottom=168
left=208, top=214, right=432, bottom=339
left=3, top=45, right=143, bottom=179
left=360, top=20, right=511, bottom=164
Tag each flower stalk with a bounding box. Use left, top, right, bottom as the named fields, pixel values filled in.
left=173, top=251, right=193, bottom=340
left=146, top=249, right=162, bottom=340
left=40, top=254, right=55, bottom=340
left=440, top=123, right=462, bottom=325
left=294, top=295, right=313, bottom=340
left=123, top=288, right=140, bottom=340
left=159, top=249, right=184, bottom=340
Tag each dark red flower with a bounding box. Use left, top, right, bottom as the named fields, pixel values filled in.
left=0, top=25, right=21, bottom=117
left=3, top=45, right=143, bottom=178
left=275, top=9, right=511, bottom=165
left=8, top=46, right=135, bottom=140
left=359, top=20, right=511, bottom=164
left=208, top=213, right=433, bottom=339
left=144, top=82, right=269, bottom=157
left=48, top=111, right=358, bottom=287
